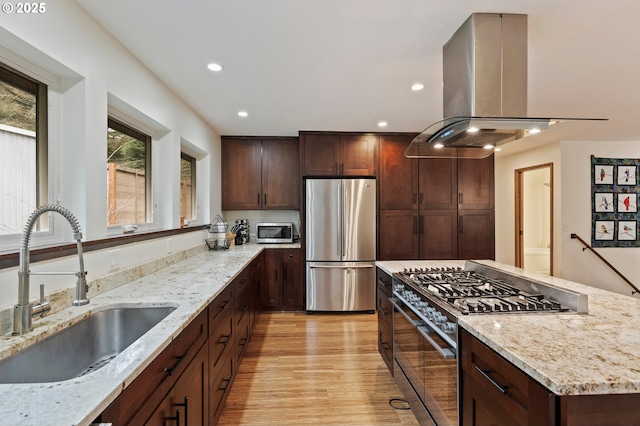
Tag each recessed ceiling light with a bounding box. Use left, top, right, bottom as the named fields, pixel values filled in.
left=411, top=83, right=424, bottom=91
left=238, top=111, right=248, bottom=117
left=207, top=63, right=223, bottom=72
left=378, top=121, right=388, bottom=127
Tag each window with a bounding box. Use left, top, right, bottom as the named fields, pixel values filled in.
left=0, top=63, right=48, bottom=235
left=180, top=152, right=196, bottom=221
left=107, top=118, right=151, bottom=225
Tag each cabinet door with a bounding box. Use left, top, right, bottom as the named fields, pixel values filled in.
left=145, top=344, right=208, bottom=426
left=340, top=134, right=377, bottom=176
left=221, top=138, right=262, bottom=209
left=458, top=155, right=495, bottom=210
left=458, top=210, right=495, bottom=260
left=419, top=158, right=458, bottom=210
left=281, top=248, right=303, bottom=310
left=261, top=249, right=282, bottom=309
left=301, top=133, right=339, bottom=176
left=172, top=343, right=208, bottom=426
left=420, top=210, right=458, bottom=259
left=262, top=138, right=300, bottom=209
left=379, top=210, right=419, bottom=260
left=379, top=136, right=418, bottom=210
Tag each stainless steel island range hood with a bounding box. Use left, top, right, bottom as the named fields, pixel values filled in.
left=405, top=13, right=605, bottom=159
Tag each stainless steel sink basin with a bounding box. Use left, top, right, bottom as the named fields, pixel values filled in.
left=0, top=305, right=176, bottom=383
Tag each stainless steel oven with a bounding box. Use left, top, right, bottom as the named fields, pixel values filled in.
left=391, top=295, right=457, bottom=426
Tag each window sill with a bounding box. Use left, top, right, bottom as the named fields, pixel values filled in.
left=0, top=225, right=208, bottom=270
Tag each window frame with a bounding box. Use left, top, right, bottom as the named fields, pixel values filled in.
left=180, top=151, right=196, bottom=221
left=0, top=62, right=48, bottom=236
left=107, top=117, right=152, bottom=227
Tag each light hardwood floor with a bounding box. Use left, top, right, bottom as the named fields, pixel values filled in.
left=217, top=311, right=420, bottom=425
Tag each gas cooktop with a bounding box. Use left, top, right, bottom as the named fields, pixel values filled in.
left=394, top=262, right=588, bottom=315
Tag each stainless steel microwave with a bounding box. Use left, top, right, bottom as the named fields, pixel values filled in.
left=256, top=222, right=294, bottom=244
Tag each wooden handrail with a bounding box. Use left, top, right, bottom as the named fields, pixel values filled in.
left=570, top=233, right=640, bottom=295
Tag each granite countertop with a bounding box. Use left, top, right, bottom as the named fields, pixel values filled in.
left=376, top=259, right=640, bottom=397
left=0, top=243, right=295, bottom=426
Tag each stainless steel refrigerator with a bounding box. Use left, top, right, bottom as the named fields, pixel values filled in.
left=305, top=178, right=376, bottom=312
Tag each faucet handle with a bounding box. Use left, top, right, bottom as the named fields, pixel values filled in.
left=32, top=284, right=51, bottom=317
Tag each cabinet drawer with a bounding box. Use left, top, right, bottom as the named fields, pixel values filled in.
left=209, top=307, right=234, bottom=376
left=377, top=291, right=392, bottom=325
left=376, top=268, right=393, bottom=298
left=377, top=315, right=393, bottom=374
left=460, top=329, right=554, bottom=425
left=209, top=352, right=234, bottom=425
left=209, top=284, right=234, bottom=327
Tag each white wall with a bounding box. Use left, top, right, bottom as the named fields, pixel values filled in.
left=0, top=0, right=222, bottom=310
left=560, top=140, right=640, bottom=297
left=495, top=140, right=640, bottom=297
left=495, top=142, right=562, bottom=271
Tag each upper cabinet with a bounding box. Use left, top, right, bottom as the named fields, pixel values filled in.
left=222, top=137, right=299, bottom=210
left=457, top=156, right=495, bottom=210
left=378, top=135, right=494, bottom=260
left=300, top=132, right=378, bottom=176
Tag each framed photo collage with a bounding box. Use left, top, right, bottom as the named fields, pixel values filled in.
left=592, top=156, right=640, bottom=247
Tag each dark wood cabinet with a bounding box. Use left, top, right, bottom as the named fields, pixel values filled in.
left=457, top=156, right=495, bottom=210
left=378, top=135, right=494, bottom=260
left=300, top=132, right=377, bottom=176
left=457, top=210, right=495, bottom=260
left=460, top=328, right=556, bottom=426
left=221, top=138, right=262, bottom=210
left=100, top=310, right=208, bottom=425
left=378, top=210, right=419, bottom=260
left=261, top=248, right=303, bottom=311
left=146, top=343, right=208, bottom=425
left=221, top=137, right=299, bottom=210
left=100, top=256, right=264, bottom=426
left=376, top=267, right=394, bottom=375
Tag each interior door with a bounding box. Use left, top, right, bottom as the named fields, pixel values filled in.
left=515, top=164, right=553, bottom=275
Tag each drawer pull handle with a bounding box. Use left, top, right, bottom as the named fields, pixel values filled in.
left=219, top=377, right=232, bottom=392
left=174, top=396, right=188, bottom=426
left=474, top=365, right=508, bottom=394
left=163, top=356, right=185, bottom=376
left=164, top=409, right=180, bottom=426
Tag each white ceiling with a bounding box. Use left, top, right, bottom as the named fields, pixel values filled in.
left=76, top=0, right=640, bottom=155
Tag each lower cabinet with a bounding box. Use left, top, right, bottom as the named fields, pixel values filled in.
left=376, top=267, right=393, bottom=375
left=460, top=328, right=555, bottom=425
left=261, top=248, right=303, bottom=311
left=145, top=343, right=208, bottom=425
left=99, top=253, right=264, bottom=426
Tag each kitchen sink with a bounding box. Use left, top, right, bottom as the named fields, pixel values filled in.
left=0, top=305, right=177, bottom=383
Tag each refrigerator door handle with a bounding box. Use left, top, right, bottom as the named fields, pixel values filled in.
left=339, top=180, right=344, bottom=259
left=309, top=264, right=374, bottom=269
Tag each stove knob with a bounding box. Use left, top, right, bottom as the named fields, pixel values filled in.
left=433, top=312, right=447, bottom=325
left=440, top=321, right=457, bottom=334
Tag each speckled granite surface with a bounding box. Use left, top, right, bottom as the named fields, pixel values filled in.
left=377, top=259, right=640, bottom=397
left=0, top=243, right=300, bottom=426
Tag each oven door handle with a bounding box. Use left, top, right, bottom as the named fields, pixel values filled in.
left=390, top=298, right=422, bottom=327
left=417, top=326, right=456, bottom=360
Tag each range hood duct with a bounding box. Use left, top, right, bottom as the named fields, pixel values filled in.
left=405, top=13, right=605, bottom=159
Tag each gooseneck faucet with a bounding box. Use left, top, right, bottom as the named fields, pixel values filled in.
left=13, top=205, right=89, bottom=336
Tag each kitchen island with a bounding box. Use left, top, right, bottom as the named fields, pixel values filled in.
left=377, top=259, right=640, bottom=424
left=0, top=243, right=297, bottom=426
